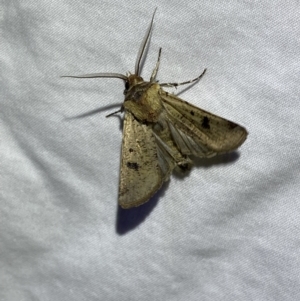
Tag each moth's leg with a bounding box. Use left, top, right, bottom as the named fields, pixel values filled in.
left=106, top=106, right=123, bottom=117
left=160, top=68, right=207, bottom=88
left=150, top=47, right=162, bottom=82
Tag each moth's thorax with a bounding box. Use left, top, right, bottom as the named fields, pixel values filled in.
left=123, top=81, right=163, bottom=123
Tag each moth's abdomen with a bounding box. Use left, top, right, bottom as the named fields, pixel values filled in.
left=123, top=83, right=163, bottom=123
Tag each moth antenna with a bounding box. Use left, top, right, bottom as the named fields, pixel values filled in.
left=150, top=47, right=162, bottom=81
left=61, top=73, right=127, bottom=81
left=134, top=8, right=157, bottom=76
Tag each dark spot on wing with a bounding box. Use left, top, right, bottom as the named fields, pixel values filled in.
left=201, top=116, right=210, bottom=129
left=127, top=162, right=139, bottom=171
left=190, top=110, right=195, bottom=116
left=129, top=148, right=134, bottom=153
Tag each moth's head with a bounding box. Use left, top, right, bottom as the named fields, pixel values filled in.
left=124, top=74, right=144, bottom=94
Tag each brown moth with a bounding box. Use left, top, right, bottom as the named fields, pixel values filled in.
left=63, top=9, right=247, bottom=209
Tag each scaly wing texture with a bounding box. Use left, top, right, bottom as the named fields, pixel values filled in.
left=160, top=92, right=248, bottom=158
left=118, top=112, right=174, bottom=208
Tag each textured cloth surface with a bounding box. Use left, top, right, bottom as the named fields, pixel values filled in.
left=1, top=1, right=300, bottom=300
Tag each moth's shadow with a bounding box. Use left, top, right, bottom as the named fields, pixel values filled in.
left=63, top=103, right=122, bottom=120
left=194, top=151, right=240, bottom=168
left=116, top=181, right=170, bottom=235
left=172, top=151, right=241, bottom=180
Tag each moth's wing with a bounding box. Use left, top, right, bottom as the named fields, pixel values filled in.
left=160, top=92, right=248, bottom=158
left=119, top=112, right=175, bottom=209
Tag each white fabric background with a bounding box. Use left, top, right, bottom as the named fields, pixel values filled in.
left=1, top=0, right=300, bottom=300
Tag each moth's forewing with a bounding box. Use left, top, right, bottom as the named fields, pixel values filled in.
left=119, top=112, right=169, bottom=208
left=160, top=92, right=248, bottom=155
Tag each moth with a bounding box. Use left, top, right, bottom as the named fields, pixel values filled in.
left=63, top=10, right=248, bottom=209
